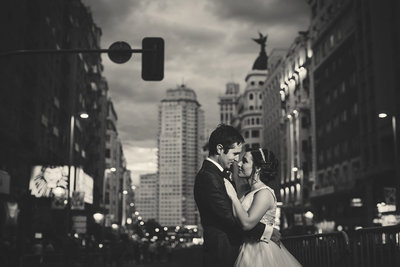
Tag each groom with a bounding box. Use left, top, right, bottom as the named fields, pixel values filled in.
left=194, top=124, right=281, bottom=267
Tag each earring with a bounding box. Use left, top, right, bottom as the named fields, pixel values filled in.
left=252, top=171, right=260, bottom=184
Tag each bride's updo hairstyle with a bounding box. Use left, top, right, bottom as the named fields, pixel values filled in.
left=248, top=147, right=278, bottom=184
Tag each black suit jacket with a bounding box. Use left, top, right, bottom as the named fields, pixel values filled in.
left=194, top=160, right=266, bottom=267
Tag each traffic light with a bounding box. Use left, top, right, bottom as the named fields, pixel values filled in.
left=142, top=37, right=164, bottom=81
left=108, top=41, right=132, bottom=64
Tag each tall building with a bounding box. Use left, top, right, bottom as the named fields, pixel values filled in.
left=266, top=33, right=313, bottom=231
left=234, top=34, right=269, bottom=149
left=307, top=0, right=400, bottom=229
left=218, top=82, right=240, bottom=125
left=158, top=84, right=204, bottom=226
left=103, top=99, right=125, bottom=224
left=0, top=0, right=108, bottom=254
left=262, top=48, right=287, bottom=163
left=136, top=173, right=159, bottom=221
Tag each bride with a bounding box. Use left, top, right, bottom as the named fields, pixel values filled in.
left=224, top=148, right=302, bottom=267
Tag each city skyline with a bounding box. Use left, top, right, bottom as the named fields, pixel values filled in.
left=81, top=0, right=310, bottom=183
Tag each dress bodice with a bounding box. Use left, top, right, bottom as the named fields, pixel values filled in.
left=240, top=186, right=277, bottom=226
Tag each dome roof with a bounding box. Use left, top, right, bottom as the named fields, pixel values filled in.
left=252, top=51, right=268, bottom=70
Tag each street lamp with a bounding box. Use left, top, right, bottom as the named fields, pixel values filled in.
left=67, top=112, right=89, bottom=232
left=378, top=113, right=399, bottom=213
left=68, top=112, right=89, bottom=194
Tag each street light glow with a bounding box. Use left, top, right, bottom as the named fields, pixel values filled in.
left=378, top=113, right=388, bottom=118
left=110, top=167, right=116, bottom=172
left=79, top=112, right=89, bottom=119
left=93, top=213, right=104, bottom=223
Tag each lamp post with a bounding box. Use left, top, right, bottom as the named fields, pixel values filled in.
left=67, top=112, right=89, bottom=233
left=378, top=113, right=399, bottom=214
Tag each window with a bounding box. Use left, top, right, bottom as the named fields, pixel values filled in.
left=341, top=110, right=347, bottom=122
left=251, top=130, right=260, bottom=138
left=352, top=103, right=358, bottom=116
left=249, top=93, right=254, bottom=100
left=326, top=121, right=331, bottom=132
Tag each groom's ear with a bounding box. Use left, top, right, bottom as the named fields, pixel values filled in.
left=216, top=144, right=224, bottom=155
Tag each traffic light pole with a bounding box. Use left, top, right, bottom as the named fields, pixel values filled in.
left=0, top=48, right=143, bottom=57
left=0, top=37, right=164, bottom=81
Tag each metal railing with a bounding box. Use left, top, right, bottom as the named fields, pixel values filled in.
left=282, top=231, right=351, bottom=267
left=282, top=225, right=400, bottom=267
left=19, top=252, right=108, bottom=267
left=15, top=225, right=400, bottom=267
left=348, top=225, right=400, bottom=267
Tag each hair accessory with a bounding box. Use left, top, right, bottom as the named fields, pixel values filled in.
left=259, top=148, right=266, bottom=163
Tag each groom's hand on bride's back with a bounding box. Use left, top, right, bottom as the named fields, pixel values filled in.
left=270, top=228, right=281, bottom=248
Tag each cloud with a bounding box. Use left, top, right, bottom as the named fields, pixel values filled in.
left=123, top=146, right=158, bottom=184
left=83, top=0, right=145, bottom=32
left=206, top=0, right=309, bottom=26
left=81, top=0, right=310, bottom=172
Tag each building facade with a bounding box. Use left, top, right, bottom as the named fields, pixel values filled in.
left=234, top=34, right=269, bottom=149
left=103, top=99, right=126, bottom=225
left=307, top=0, right=400, bottom=229
left=218, top=82, right=240, bottom=125
left=0, top=0, right=109, bottom=256
left=158, top=84, right=204, bottom=226
left=136, top=173, right=159, bottom=221
left=276, top=33, right=313, bottom=231
left=262, top=48, right=287, bottom=168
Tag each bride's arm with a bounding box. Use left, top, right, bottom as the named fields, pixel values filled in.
left=224, top=180, right=274, bottom=231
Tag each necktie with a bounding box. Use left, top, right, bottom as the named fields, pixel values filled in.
left=222, top=169, right=231, bottom=180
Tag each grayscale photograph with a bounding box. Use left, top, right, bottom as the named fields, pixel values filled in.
left=0, top=0, right=399, bottom=266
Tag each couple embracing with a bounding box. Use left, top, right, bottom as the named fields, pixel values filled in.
left=194, top=124, right=302, bottom=267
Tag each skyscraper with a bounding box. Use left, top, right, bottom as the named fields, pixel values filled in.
left=158, top=84, right=204, bottom=226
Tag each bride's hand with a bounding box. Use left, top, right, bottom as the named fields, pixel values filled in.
left=224, top=178, right=237, bottom=199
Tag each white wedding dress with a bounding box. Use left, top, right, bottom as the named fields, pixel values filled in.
left=234, top=186, right=302, bottom=267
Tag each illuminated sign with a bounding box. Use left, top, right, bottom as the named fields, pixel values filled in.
left=29, top=166, right=68, bottom=198
left=71, top=167, right=93, bottom=204
left=350, top=198, right=363, bottom=207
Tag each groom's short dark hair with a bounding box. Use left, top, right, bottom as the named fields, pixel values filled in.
left=208, top=124, right=244, bottom=156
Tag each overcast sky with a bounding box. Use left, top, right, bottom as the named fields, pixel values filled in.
left=81, top=0, right=310, bottom=184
